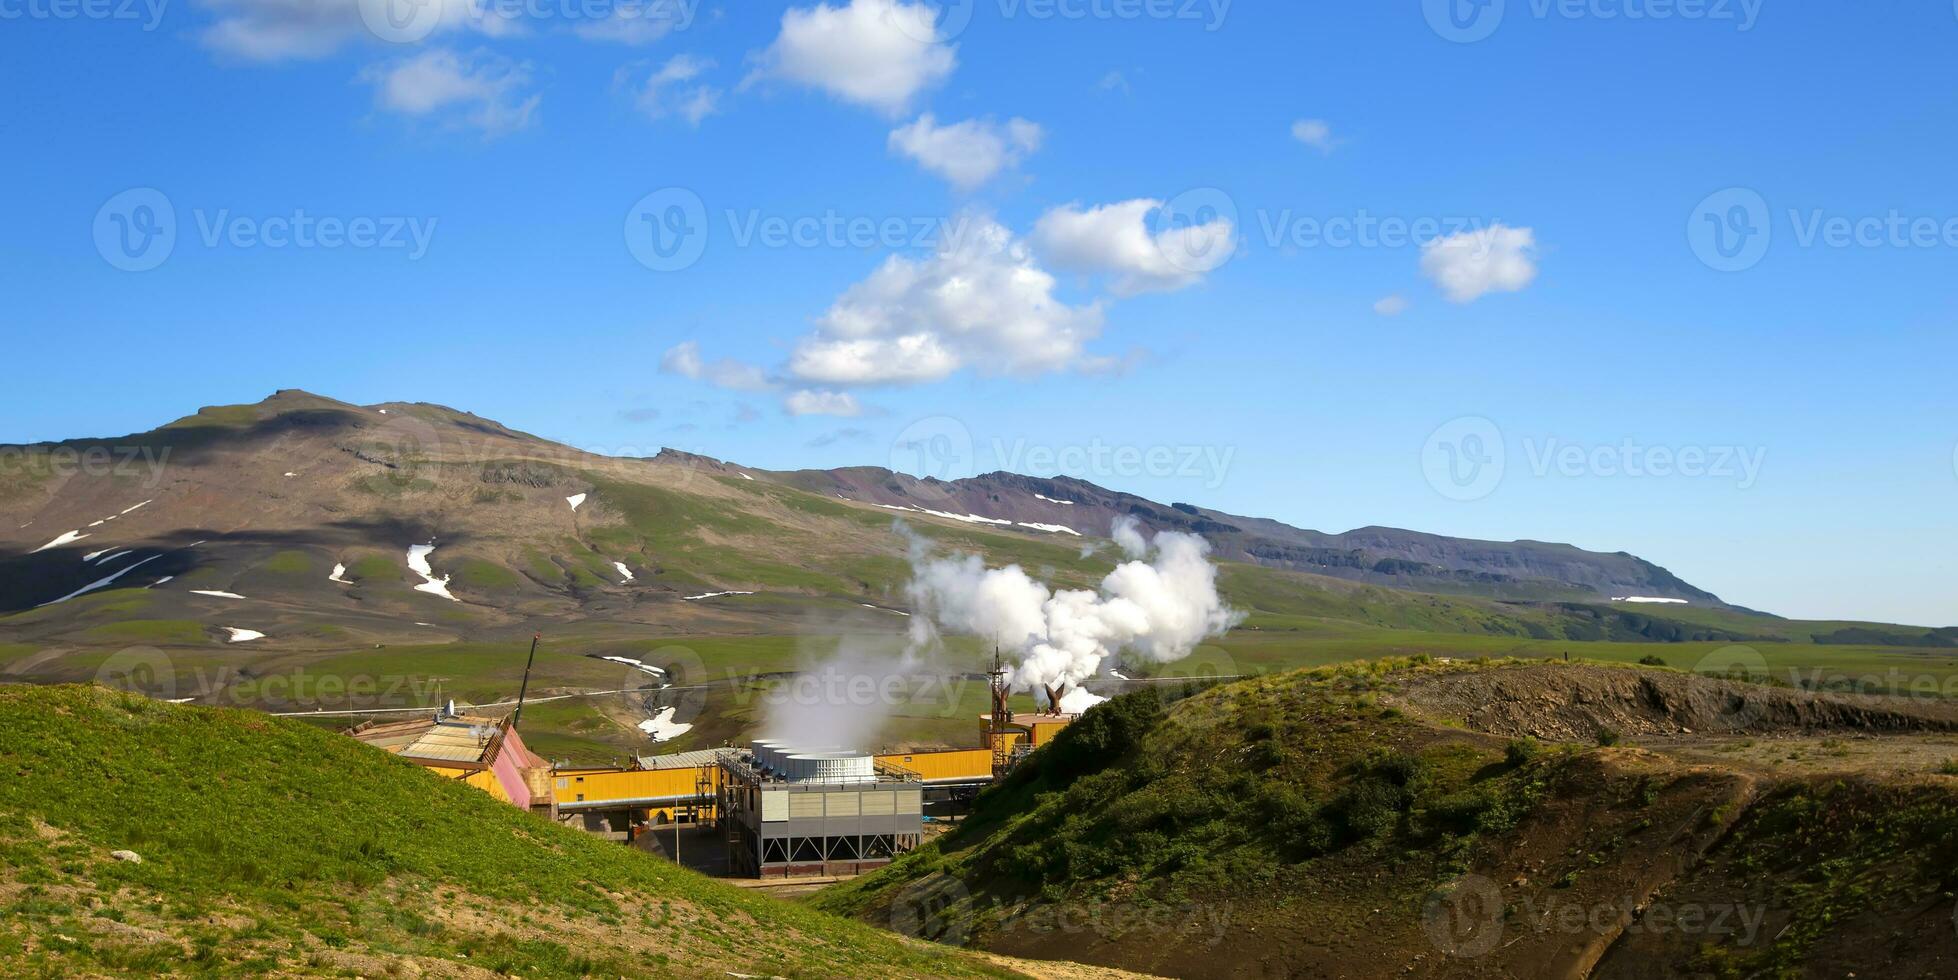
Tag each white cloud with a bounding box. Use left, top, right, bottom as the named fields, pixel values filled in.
left=361, top=48, right=540, bottom=138
left=660, top=341, right=774, bottom=391
left=1096, top=70, right=1131, bottom=95
left=619, top=54, right=721, bottom=124
left=785, top=389, right=864, bottom=417
left=787, top=216, right=1104, bottom=385
left=888, top=114, right=1041, bottom=190
left=1031, top=199, right=1235, bottom=296
left=746, top=0, right=956, bottom=116
left=198, top=0, right=507, bottom=62
left=1420, top=224, right=1539, bottom=303
left=1290, top=118, right=1338, bottom=153
left=1373, top=295, right=1409, bottom=316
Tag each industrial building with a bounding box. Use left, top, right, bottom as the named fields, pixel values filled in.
left=346, top=706, right=554, bottom=815
left=713, top=742, right=926, bottom=878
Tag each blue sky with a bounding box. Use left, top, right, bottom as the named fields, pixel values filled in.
left=3, top=0, right=1955, bottom=625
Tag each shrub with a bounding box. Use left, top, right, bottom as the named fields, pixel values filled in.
left=1638, top=654, right=1668, bottom=667
left=1504, top=738, right=1541, bottom=767
left=1595, top=728, right=1622, bottom=747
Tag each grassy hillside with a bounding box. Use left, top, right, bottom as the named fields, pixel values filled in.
left=0, top=684, right=1022, bottom=978
left=815, top=660, right=1958, bottom=979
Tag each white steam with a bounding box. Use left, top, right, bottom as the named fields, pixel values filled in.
left=904, top=516, right=1241, bottom=692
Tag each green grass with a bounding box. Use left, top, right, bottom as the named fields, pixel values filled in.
left=454, top=558, right=520, bottom=591
left=79, top=620, right=212, bottom=646
left=258, top=550, right=314, bottom=576
left=0, top=685, right=1018, bottom=979
left=345, top=554, right=402, bottom=583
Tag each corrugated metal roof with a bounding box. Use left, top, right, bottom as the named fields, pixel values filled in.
left=350, top=715, right=501, bottom=765
left=636, top=748, right=724, bottom=770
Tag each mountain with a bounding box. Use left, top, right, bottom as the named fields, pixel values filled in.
left=0, top=389, right=1725, bottom=634
left=4, top=390, right=1951, bottom=763
left=774, top=468, right=1726, bottom=606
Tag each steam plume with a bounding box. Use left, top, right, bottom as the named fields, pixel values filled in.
left=903, top=516, right=1242, bottom=691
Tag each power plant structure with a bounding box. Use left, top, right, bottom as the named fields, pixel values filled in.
left=713, top=741, right=927, bottom=878
left=982, top=649, right=1080, bottom=779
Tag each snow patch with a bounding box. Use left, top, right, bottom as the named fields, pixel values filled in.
left=83, top=548, right=112, bottom=562
left=284, top=472, right=297, bottom=478
left=1016, top=522, right=1080, bottom=536
left=119, top=500, right=153, bottom=516
left=1110, top=669, right=1131, bottom=680
left=738, top=472, right=754, bottom=481
left=31, top=530, right=88, bottom=553
left=407, top=544, right=458, bottom=602
left=638, top=707, right=693, bottom=742
left=614, top=562, right=635, bottom=582
left=329, top=563, right=351, bottom=584
left=566, top=493, right=588, bottom=511
left=1612, top=596, right=1689, bottom=605
left=190, top=590, right=248, bottom=599
left=146, top=576, right=174, bottom=589
left=1034, top=493, right=1076, bottom=505
left=222, top=628, right=266, bottom=643
left=96, top=551, right=133, bottom=565
left=37, top=554, right=162, bottom=607
left=602, top=655, right=666, bottom=678
left=683, top=591, right=754, bottom=601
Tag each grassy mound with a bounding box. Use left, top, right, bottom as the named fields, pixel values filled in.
left=0, top=685, right=1017, bottom=978
left=816, top=659, right=1958, bottom=979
